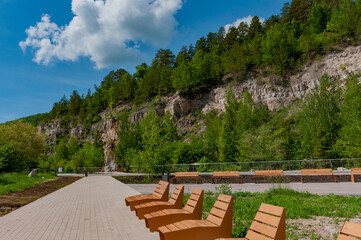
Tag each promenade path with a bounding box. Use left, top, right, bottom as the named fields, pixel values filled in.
left=0, top=176, right=158, bottom=240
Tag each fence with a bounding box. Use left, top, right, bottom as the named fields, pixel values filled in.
left=65, top=167, right=103, bottom=174
left=129, top=158, right=361, bottom=174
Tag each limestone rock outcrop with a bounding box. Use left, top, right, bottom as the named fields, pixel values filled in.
left=38, top=45, right=361, bottom=171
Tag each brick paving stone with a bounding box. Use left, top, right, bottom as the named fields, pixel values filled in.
left=0, top=176, right=158, bottom=240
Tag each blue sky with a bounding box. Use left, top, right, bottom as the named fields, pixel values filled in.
left=0, top=0, right=288, bottom=123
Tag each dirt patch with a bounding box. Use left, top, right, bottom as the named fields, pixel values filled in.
left=0, top=177, right=81, bottom=216
left=287, top=216, right=361, bottom=239
left=114, top=176, right=161, bottom=184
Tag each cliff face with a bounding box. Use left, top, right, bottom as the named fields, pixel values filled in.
left=38, top=45, right=361, bottom=171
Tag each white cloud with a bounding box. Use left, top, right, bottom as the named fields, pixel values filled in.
left=224, top=15, right=265, bottom=33
left=19, top=0, right=183, bottom=69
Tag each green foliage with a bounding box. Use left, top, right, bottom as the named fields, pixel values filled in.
left=200, top=187, right=361, bottom=238
left=298, top=75, right=341, bottom=158
left=70, top=142, right=103, bottom=169
left=0, top=144, right=20, bottom=172
left=309, top=2, right=331, bottom=34
left=336, top=75, right=361, bottom=157
left=45, top=137, right=103, bottom=173
left=26, top=0, right=361, bottom=174
left=219, top=89, right=239, bottom=162
left=0, top=173, right=57, bottom=195
left=0, top=121, right=45, bottom=171
left=40, top=0, right=361, bottom=123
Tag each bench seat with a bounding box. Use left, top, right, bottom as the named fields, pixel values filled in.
left=351, top=168, right=361, bottom=183
left=172, top=172, right=200, bottom=184
left=254, top=170, right=284, bottom=183
left=212, top=171, right=240, bottom=184
left=301, top=169, right=336, bottom=183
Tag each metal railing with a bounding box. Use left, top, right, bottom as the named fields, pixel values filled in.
left=65, top=167, right=103, bottom=174
left=129, top=158, right=361, bottom=174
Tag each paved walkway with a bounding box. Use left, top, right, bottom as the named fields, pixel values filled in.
left=129, top=182, right=361, bottom=196
left=0, top=176, right=158, bottom=240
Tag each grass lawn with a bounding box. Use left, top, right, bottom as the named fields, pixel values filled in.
left=184, top=184, right=361, bottom=239
left=0, top=173, right=58, bottom=195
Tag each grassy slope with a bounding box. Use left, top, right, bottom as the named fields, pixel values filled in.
left=0, top=173, right=58, bottom=195
left=183, top=185, right=361, bottom=238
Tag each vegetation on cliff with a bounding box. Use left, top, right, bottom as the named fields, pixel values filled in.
left=3, top=0, right=361, bottom=173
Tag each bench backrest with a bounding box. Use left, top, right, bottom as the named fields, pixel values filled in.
left=152, top=181, right=170, bottom=201
left=183, top=189, right=204, bottom=219
left=175, top=172, right=199, bottom=177
left=213, top=171, right=239, bottom=177
left=255, top=170, right=284, bottom=176
left=351, top=168, right=361, bottom=173
left=337, top=222, right=361, bottom=240
left=168, top=185, right=184, bottom=208
left=245, top=203, right=286, bottom=240
left=301, top=169, right=333, bottom=175
left=206, top=194, right=234, bottom=234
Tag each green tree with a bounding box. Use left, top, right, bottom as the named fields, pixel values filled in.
left=289, top=0, right=311, bottom=23
left=70, top=142, right=103, bottom=168
left=298, top=75, right=341, bottom=158
left=309, top=2, right=331, bottom=34
left=247, top=16, right=263, bottom=40
left=0, top=121, right=46, bottom=170
left=0, top=144, right=20, bottom=172
left=69, top=91, right=82, bottom=116
left=116, top=110, right=141, bottom=170
left=336, top=75, right=361, bottom=157
left=219, top=89, right=239, bottom=162
left=327, top=0, right=358, bottom=39
left=204, top=110, right=222, bottom=161
left=262, top=22, right=300, bottom=74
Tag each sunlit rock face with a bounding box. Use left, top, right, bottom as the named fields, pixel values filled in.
left=38, top=45, right=361, bottom=171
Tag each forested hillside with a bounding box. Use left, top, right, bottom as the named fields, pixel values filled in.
left=3, top=0, right=361, bottom=173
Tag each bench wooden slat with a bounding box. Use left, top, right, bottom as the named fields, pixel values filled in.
left=337, top=235, right=359, bottom=240
left=254, top=170, right=284, bottom=183
left=254, top=212, right=281, bottom=227
left=173, top=172, right=200, bottom=184
left=259, top=203, right=284, bottom=217
left=215, top=203, right=286, bottom=240
left=301, top=169, right=336, bottom=183
left=351, top=168, right=361, bottom=183
left=159, top=194, right=234, bottom=240
left=339, top=222, right=361, bottom=238
left=249, top=221, right=277, bottom=239
left=125, top=180, right=169, bottom=211
left=245, top=230, right=274, bottom=240
left=212, top=171, right=240, bottom=184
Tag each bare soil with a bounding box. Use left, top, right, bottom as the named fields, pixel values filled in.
left=114, top=175, right=161, bottom=184
left=287, top=216, right=361, bottom=239
left=0, top=177, right=81, bottom=216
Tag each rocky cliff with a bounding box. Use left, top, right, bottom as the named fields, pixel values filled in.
left=38, top=45, right=361, bottom=171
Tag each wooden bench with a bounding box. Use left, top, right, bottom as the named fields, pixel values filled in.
left=125, top=180, right=169, bottom=211
left=254, top=170, right=284, bottom=183
left=351, top=168, right=361, bottom=183
left=144, top=189, right=204, bottom=232
left=158, top=194, right=233, bottom=240
left=337, top=221, right=361, bottom=239
left=211, top=171, right=240, bottom=184
left=135, top=185, right=184, bottom=219
left=301, top=169, right=336, bottom=183
left=215, top=203, right=286, bottom=240
left=172, top=172, right=200, bottom=184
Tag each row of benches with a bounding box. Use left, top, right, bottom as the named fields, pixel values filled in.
left=125, top=181, right=361, bottom=240
left=171, top=168, right=361, bottom=184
